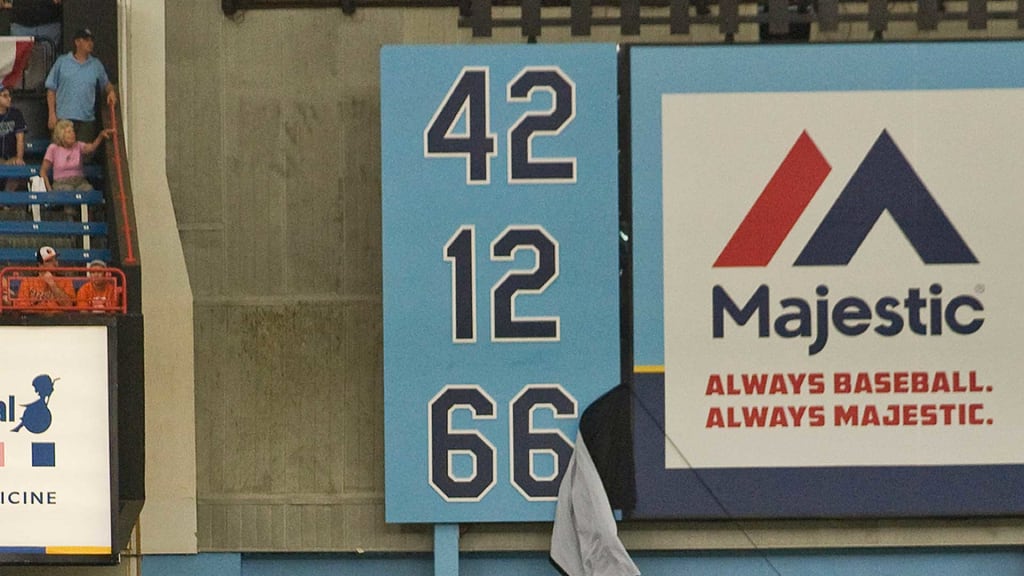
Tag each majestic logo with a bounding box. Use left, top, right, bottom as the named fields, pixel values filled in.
left=709, top=132, right=983, bottom=355
left=714, top=130, right=977, bottom=267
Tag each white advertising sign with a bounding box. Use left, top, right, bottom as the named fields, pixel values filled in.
left=0, top=325, right=112, bottom=556
left=630, top=42, right=1024, bottom=518
left=663, top=89, right=1015, bottom=469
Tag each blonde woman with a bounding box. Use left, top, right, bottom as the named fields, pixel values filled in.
left=40, top=118, right=111, bottom=191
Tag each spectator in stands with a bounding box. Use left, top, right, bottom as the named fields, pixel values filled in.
left=40, top=118, right=110, bottom=192
left=4, top=0, right=62, bottom=52
left=45, top=27, right=115, bottom=143
left=16, top=245, right=73, bottom=308
left=0, top=85, right=26, bottom=191
left=76, top=258, right=116, bottom=310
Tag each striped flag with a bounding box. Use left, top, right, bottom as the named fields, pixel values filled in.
left=0, top=37, right=34, bottom=89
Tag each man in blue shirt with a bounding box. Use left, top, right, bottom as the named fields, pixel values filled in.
left=44, top=28, right=117, bottom=143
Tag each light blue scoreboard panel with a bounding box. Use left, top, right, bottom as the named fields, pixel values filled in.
left=382, top=45, right=621, bottom=523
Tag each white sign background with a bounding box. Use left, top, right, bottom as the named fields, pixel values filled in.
left=0, top=325, right=111, bottom=550
left=662, top=89, right=1023, bottom=469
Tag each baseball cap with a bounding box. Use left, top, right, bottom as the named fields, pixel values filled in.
left=73, top=28, right=94, bottom=40
left=87, top=259, right=106, bottom=268
left=36, top=246, right=58, bottom=263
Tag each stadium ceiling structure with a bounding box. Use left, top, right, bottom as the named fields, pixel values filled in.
left=222, top=0, right=1024, bottom=41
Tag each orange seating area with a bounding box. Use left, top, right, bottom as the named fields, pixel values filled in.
left=0, top=264, right=126, bottom=313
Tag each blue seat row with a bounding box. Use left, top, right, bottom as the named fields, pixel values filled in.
left=0, top=164, right=103, bottom=179
left=24, top=139, right=49, bottom=155
left=0, top=221, right=107, bottom=235
left=0, top=141, right=111, bottom=265
left=0, top=191, right=104, bottom=205
left=0, top=247, right=110, bottom=264
left=25, top=139, right=111, bottom=161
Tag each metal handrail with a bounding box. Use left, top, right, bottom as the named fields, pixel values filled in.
left=107, top=99, right=136, bottom=265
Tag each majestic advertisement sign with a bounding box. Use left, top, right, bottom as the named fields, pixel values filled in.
left=630, top=43, right=1024, bottom=518
left=0, top=324, right=115, bottom=559
left=382, top=45, right=620, bottom=523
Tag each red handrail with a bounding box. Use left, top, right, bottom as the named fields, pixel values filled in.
left=0, top=265, right=128, bottom=314
left=109, top=100, right=136, bottom=265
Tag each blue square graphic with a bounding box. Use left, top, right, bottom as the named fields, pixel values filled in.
left=31, top=442, right=55, bottom=467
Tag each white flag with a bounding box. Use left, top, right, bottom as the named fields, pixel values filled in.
left=551, top=434, right=640, bottom=576
left=0, top=37, right=34, bottom=89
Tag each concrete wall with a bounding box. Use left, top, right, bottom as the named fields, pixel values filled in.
left=164, top=0, right=1024, bottom=555
left=166, top=1, right=412, bottom=553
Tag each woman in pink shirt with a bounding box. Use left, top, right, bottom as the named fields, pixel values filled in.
left=40, top=119, right=111, bottom=191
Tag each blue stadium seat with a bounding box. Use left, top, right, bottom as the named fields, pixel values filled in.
left=0, top=221, right=107, bottom=235
left=0, top=191, right=104, bottom=205
left=0, top=248, right=111, bottom=264
left=24, top=138, right=49, bottom=156
left=0, top=164, right=103, bottom=179
left=0, top=164, right=39, bottom=177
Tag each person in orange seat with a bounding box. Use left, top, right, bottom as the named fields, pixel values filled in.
left=76, top=258, right=117, bottom=310
left=16, top=245, right=74, bottom=309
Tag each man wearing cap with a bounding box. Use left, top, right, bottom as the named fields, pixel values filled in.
left=16, top=245, right=74, bottom=309
left=44, top=27, right=116, bottom=143
left=76, top=259, right=117, bottom=310
left=0, top=85, right=27, bottom=191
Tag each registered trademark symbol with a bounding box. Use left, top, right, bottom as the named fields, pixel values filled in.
left=975, top=284, right=985, bottom=294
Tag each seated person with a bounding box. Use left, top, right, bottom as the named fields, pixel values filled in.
left=76, top=258, right=117, bottom=310
left=0, top=85, right=27, bottom=191
left=16, top=245, right=73, bottom=308
left=40, top=119, right=111, bottom=191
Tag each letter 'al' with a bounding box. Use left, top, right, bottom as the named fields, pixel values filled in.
left=550, top=434, right=640, bottom=576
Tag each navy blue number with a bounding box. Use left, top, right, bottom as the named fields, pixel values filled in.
left=444, top=226, right=476, bottom=342
left=424, top=68, right=497, bottom=184
left=510, top=385, right=577, bottom=500
left=491, top=227, right=559, bottom=341
left=429, top=386, right=497, bottom=501
left=507, top=68, right=576, bottom=183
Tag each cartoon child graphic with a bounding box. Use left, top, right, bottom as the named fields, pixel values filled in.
left=12, top=374, right=57, bottom=433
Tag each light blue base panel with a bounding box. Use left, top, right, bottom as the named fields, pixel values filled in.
left=638, top=550, right=1024, bottom=575
left=142, top=552, right=241, bottom=576
left=434, top=524, right=460, bottom=576
left=141, top=548, right=1024, bottom=576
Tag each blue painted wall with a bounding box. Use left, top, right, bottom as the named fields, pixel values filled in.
left=142, top=548, right=1024, bottom=576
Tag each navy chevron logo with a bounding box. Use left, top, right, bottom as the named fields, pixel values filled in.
left=795, top=130, right=977, bottom=266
